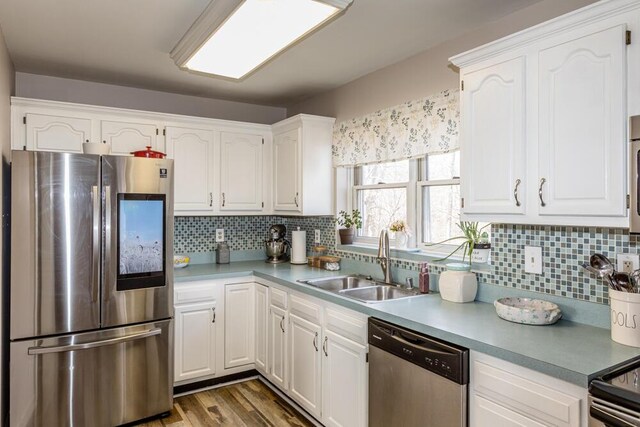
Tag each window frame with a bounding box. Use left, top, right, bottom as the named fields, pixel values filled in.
left=347, top=153, right=463, bottom=257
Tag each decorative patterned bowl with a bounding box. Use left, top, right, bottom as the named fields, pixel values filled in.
left=174, top=255, right=190, bottom=269
left=494, top=297, right=562, bottom=325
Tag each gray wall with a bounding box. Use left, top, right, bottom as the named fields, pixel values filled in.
left=16, top=72, right=287, bottom=125
left=287, top=0, right=597, bottom=122
left=0, top=24, right=13, bottom=426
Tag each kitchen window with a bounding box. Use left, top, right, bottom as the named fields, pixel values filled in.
left=350, top=152, right=463, bottom=253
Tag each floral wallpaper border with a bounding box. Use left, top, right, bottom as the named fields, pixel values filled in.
left=332, top=88, right=460, bottom=167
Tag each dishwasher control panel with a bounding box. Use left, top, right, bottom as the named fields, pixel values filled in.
left=368, top=317, right=469, bottom=385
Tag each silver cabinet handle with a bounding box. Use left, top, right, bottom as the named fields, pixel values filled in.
left=28, top=328, right=161, bottom=355
left=294, top=192, right=299, bottom=207
left=323, top=336, right=328, bottom=356
left=210, top=192, right=213, bottom=207
left=538, top=178, right=546, bottom=207
left=211, top=307, right=216, bottom=323
left=313, top=332, right=318, bottom=351
left=91, top=185, right=99, bottom=303
left=514, top=179, right=521, bottom=207
left=280, top=318, right=285, bottom=333
left=221, top=192, right=225, bottom=207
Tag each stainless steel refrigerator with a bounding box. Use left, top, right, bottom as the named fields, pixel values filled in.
left=9, top=151, right=174, bottom=426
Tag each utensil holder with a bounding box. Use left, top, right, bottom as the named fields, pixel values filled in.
left=609, top=289, right=640, bottom=347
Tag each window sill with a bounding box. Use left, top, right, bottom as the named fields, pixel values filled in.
left=336, top=243, right=493, bottom=274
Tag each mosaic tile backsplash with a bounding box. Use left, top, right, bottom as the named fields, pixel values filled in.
left=175, top=216, right=635, bottom=305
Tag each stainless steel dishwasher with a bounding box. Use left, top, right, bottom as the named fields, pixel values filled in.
left=368, top=318, right=469, bottom=427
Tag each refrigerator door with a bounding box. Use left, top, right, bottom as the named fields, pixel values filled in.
left=11, top=151, right=101, bottom=340
left=10, top=319, right=173, bottom=427
left=101, top=155, right=174, bottom=327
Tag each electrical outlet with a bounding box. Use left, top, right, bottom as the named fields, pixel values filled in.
left=314, top=229, right=320, bottom=244
left=524, top=246, right=543, bottom=274
left=215, top=229, right=225, bottom=242
left=617, top=254, right=640, bottom=274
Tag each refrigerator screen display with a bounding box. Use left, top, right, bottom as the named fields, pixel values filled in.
left=117, top=194, right=166, bottom=290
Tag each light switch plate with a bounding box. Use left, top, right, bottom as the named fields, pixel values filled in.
left=524, top=246, right=543, bottom=274
left=314, top=229, right=320, bottom=244
left=215, top=229, right=225, bottom=242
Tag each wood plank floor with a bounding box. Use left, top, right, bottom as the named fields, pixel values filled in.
left=135, top=379, right=314, bottom=427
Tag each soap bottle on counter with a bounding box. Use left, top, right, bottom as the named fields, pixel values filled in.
left=419, top=263, right=430, bottom=294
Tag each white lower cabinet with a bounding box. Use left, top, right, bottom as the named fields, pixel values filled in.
left=174, top=300, right=217, bottom=382
left=470, top=351, right=587, bottom=427
left=289, top=313, right=323, bottom=418
left=322, top=329, right=368, bottom=427
left=254, top=284, right=268, bottom=374
left=224, top=283, right=255, bottom=369
left=268, top=304, right=288, bottom=390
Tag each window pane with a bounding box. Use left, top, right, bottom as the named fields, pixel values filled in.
left=358, top=188, right=407, bottom=238
left=422, top=185, right=460, bottom=244
left=361, top=160, right=409, bottom=185
left=427, top=151, right=460, bottom=180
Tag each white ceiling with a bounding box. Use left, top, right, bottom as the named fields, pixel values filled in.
left=0, top=0, right=541, bottom=107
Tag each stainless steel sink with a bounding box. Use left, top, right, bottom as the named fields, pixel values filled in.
left=298, top=275, right=423, bottom=303
left=298, top=275, right=377, bottom=292
left=339, top=285, right=421, bottom=303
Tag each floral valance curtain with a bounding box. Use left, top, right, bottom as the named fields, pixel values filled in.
left=332, top=88, right=460, bottom=167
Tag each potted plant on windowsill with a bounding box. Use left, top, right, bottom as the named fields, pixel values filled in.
left=427, top=221, right=491, bottom=265
left=389, top=219, right=411, bottom=249
left=335, top=210, right=362, bottom=245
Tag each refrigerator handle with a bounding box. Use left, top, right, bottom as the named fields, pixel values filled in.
left=103, top=184, right=111, bottom=301
left=91, top=186, right=100, bottom=303
left=27, top=328, right=161, bottom=355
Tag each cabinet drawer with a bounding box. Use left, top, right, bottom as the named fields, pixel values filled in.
left=473, top=360, right=580, bottom=427
left=473, top=394, right=546, bottom=427
left=290, top=295, right=322, bottom=324
left=270, top=287, right=288, bottom=310
left=175, top=285, right=217, bottom=305
left=325, top=307, right=367, bottom=345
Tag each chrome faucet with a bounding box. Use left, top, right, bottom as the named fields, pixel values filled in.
left=377, top=229, right=393, bottom=284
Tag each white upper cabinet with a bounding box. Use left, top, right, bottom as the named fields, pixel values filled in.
left=166, top=126, right=215, bottom=214
left=25, top=113, right=91, bottom=153
left=537, top=25, right=626, bottom=218
left=272, top=114, right=335, bottom=216
left=101, top=120, right=159, bottom=155
left=273, top=128, right=301, bottom=212
left=220, top=131, right=264, bottom=211
left=450, top=1, right=636, bottom=227
left=460, top=57, right=526, bottom=216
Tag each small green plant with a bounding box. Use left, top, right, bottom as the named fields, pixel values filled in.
left=426, top=221, right=490, bottom=264
left=335, top=209, right=363, bottom=229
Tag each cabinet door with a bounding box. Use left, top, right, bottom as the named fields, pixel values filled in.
left=273, top=129, right=301, bottom=212
left=25, top=113, right=91, bottom=153
left=461, top=57, right=526, bottom=216
left=322, top=330, right=368, bottom=427
left=224, top=283, right=255, bottom=368
left=174, top=301, right=216, bottom=382
left=268, top=305, right=288, bottom=391
left=289, top=313, right=322, bottom=418
left=101, top=120, right=158, bottom=155
left=538, top=25, right=626, bottom=217
left=220, top=132, right=263, bottom=211
left=166, top=126, right=215, bottom=213
left=255, top=284, right=268, bottom=373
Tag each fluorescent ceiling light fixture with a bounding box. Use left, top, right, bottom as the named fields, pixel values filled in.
left=171, top=0, right=352, bottom=80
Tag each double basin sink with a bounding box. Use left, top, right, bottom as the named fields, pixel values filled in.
left=297, top=275, right=422, bottom=303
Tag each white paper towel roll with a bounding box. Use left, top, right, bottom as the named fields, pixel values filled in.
left=291, top=228, right=307, bottom=264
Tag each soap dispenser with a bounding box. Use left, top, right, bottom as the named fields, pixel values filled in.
left=418, top=262, right=430, bottom=294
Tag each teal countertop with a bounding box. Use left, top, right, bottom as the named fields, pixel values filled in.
left=174, top=261, right=640, bottom=387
